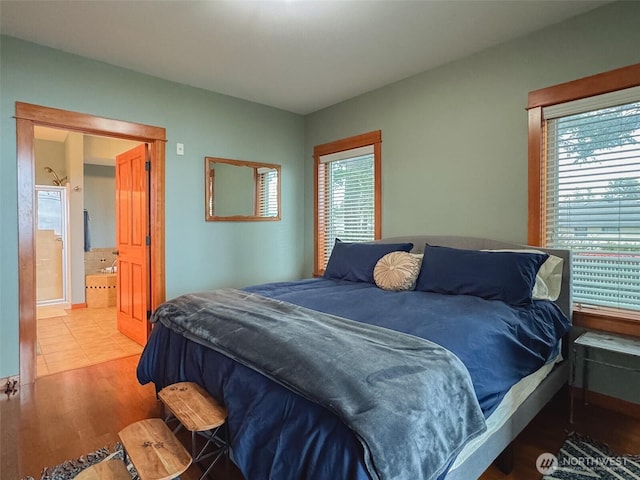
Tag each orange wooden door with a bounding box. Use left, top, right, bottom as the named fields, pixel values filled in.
left=116, top=144, right=150, bottom=346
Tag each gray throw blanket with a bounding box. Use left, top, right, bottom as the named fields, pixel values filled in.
left=152, top=288, right=487, bottom=480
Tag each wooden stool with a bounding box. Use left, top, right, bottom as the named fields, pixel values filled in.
left=74, top=460, right=130, bottom=480
left=118, top=418, right=192, bottom=480
left=158, top=382, right=229, bottom=480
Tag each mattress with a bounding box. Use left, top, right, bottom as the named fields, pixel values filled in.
left=450, top=352, right=562, bottom=471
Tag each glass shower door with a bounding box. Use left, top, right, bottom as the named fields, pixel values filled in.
left=36, top=186, right=69, bottom=305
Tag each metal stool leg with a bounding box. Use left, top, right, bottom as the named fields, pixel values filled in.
left=194, top=424, right=229, bottom=480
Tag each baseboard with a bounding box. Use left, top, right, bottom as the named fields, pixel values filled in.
left=71, top=302, right=87, bottom=309
left=572, top=387, right=640, bottom=420
left=0, top=375, right=20, bottom=401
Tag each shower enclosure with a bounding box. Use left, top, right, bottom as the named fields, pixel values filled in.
left=36, top=185, right=70, bottom=306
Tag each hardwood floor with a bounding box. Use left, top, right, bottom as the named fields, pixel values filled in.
left=1, top=355, right=158, bottom=480
left=2, top=355, right=639, bottom=479
left=480, top=389, right=640, bottom=480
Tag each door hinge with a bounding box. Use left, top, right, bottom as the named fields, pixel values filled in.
left=146, top=235, right=151, bottom=246
left=145, top=161, right=151, bottom=171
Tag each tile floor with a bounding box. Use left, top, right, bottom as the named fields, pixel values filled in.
left=36, top=306, right=143, bottom=377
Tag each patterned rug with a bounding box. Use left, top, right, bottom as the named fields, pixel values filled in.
left=22, top=443, right=138, bottom=480
left=540, top=432, right=640, bottom=479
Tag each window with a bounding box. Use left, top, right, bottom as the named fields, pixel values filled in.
left=314, top=131, right=382, bottom=275
left=544, top=91, right=640, bottom=310
left=528, top=63, right=640, bottom=333
left=256, top=168, right=279, bottom=217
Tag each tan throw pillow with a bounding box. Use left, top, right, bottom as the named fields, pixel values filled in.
left=373, top=251, right=422, bottom=291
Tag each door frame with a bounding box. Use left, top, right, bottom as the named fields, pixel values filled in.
left=16, top=102, right=167, bottom=384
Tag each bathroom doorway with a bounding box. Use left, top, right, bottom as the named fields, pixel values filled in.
left=17, top=102, right=167, bottom=385
left=33, top=126, right=144, bottom=377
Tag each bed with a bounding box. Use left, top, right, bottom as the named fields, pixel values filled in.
left=137, top=235, right=572, bottom=480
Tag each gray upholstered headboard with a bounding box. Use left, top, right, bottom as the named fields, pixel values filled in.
left=376, top=235, right=572, bottom=320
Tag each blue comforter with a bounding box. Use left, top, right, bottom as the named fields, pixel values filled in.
left=137, top=278, right=570, bottom=480
left=148, top=288, right=486, bottom=480
left=245, top=279, right=570, bottom=416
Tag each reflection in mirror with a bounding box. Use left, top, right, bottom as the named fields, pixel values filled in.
left=205, top=157, right=281, bottom=221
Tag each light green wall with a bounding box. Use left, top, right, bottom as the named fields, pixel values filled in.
left=304, top=1, right=640, bottom=273
left=0, top=36, right=305, bottom=378
left=304, top=1, right=640, bottom=404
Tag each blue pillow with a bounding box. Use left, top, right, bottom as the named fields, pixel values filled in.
left=324, top=240, right=414, bottom=283
left=415, top=245, right=548, bottom=305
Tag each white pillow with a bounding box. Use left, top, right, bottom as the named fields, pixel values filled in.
left=483, top=249, right=563, bottom=301
left=373, top=251, right=422, bottom=291
left=532, top=254, right=564, bottom=301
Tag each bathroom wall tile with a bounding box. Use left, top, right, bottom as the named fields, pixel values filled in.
left=84, top=247, right=117, bottom=275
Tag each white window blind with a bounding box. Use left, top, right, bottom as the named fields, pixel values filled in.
left=257, top=169, right=278, bottom=217
left=543, top=87, right=640, bottom=311
left=320, top=146, right=375, bottom=264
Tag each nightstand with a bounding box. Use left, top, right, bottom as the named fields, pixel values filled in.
left=570, top=330, right=640, bottom=424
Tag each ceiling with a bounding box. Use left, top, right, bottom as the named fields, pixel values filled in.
left=1, top=0, right=611, bottom=115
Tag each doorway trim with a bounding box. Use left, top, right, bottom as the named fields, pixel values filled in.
left=16, top=102, right=167, bottom=384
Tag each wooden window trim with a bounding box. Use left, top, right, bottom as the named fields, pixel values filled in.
left=313, top=130, right=382, bottom=276
left=527, top=64, right=640, bottom=337
left=527, top=63, right=640, bottom=110
left=573, top=307, right=640, bottom=338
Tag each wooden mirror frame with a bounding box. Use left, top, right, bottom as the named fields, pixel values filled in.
left=205, top=157, right=281, bottom=221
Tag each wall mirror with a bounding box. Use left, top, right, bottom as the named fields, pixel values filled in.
left=205, top=157, right=281, bottom=221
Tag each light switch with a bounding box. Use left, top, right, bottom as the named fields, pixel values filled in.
left=176, top=143, right=184, bottom=156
